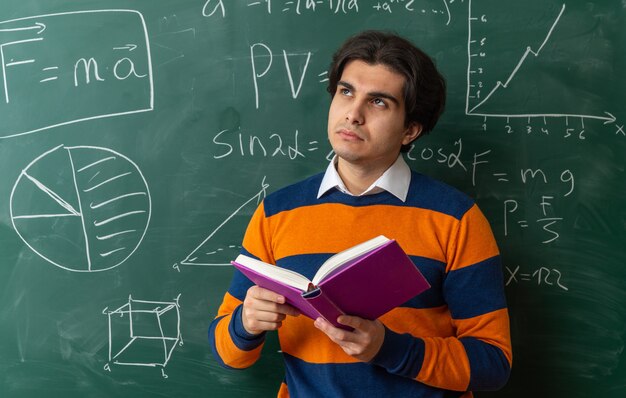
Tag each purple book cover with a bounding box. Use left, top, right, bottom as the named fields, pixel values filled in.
left=316, top=240, right=430, bottom=320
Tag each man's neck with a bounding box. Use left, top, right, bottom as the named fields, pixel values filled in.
left=335, top=157, right=397, bottom=195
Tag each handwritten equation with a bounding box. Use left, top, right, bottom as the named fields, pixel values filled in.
left=203, top=0, right=453, bottom=23
left=405, top=137, right=577, bottom=245
left=505, top=265, right=569, bottom=291
left=247, top=0, right=359, bottom=15
left=0, top=10, right=153, bottom=139
left=212, top=128, right=320, bottom=160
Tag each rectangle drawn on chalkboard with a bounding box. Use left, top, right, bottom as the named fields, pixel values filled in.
left=0, top=9, right=154, bottom=139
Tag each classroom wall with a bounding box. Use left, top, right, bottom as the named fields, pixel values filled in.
left=0, top=0, right=625, bottom=397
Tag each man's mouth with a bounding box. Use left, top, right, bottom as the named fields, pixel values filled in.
left=337, top=128, right=363, bottom=141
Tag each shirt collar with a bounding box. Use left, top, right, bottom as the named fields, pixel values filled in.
left=317, top=155, right=411, bottom=202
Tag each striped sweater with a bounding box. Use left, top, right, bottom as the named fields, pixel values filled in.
left=209, top=171, right=512, bottom=397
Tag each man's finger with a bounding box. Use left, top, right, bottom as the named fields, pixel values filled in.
left=337, top=315, right=365, bottom=330
left=248, top=286, right=286, bottom=304
left=246, top=287, right=300, bottom=317
left=278, top=304, right=301, bottom=317
left=314, top=317, right=357, bottom=343
left=249, top=310, right=287, bottom=323
left=248, top=319, right=284, bottom=331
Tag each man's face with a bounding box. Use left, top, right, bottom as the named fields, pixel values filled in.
left=327, top=60, right=420, bottom=172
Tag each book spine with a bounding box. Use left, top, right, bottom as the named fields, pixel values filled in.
left=302, top=288, right=351, bottom=331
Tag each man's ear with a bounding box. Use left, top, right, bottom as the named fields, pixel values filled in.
left=402, top=123, right=423, bottom=146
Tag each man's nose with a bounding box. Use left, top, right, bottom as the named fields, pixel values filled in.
left=345, top=101, right=365, bottom=125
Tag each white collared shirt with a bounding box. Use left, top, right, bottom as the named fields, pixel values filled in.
left=317, top=155, right=411, bottom=202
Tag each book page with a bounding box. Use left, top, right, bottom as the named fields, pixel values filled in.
left=234, top=255, right=312, bottom=292
left=311, top=235, right=389, bottom=286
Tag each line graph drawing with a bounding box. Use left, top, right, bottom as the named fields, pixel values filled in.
left=103, top=295, right=183, bottom=378
left=468, top=3, right=566, bottom=115
left=0, top=9, right=154, bottom=139
left=10, top=145, right=151, bottom=272
left=179, top=177, right=269, bottom=267
left=465, top=0, right=618, bottom=126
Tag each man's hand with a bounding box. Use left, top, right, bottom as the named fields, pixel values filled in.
left=242, top=286, right=300, bottom=335
left=313, top=315, right=385, bottom=362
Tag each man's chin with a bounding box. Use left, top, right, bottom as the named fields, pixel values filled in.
left=334, top=152, right=367, bottom=166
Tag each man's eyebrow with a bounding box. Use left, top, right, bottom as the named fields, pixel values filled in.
left=368, top=90, right=400, bottom=106
left=337, top=80, right=400, bottom=105
left=337, top=80, right=355, bottom=91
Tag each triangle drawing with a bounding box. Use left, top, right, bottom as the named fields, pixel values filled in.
left=180, top=177, right=269, bottom=267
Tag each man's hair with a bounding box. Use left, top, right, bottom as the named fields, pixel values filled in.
left=327, top=30, right=447, bottom=151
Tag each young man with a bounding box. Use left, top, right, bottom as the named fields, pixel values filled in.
left=209, top=31, right=512, bottom=397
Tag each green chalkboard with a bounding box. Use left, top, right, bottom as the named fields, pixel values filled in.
left=1, top=0, right=625, bottom=397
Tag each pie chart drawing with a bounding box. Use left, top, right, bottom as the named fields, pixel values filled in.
left=10, top=145, right=151, bottom=272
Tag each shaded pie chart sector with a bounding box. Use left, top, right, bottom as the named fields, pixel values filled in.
left=10, top=145, right=151, bottom=272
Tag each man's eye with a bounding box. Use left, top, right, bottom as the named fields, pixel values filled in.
left=340, top=88, right=352, bottom=96
left=372, top=98, right=386, bottom=107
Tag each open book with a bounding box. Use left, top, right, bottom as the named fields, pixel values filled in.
left=232, top=236, right=430, bottom=329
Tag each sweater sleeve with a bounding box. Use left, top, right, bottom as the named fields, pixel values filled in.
left=371, top=204, right=512, bottom=392
left=208, top=202, right=275, bottom=369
